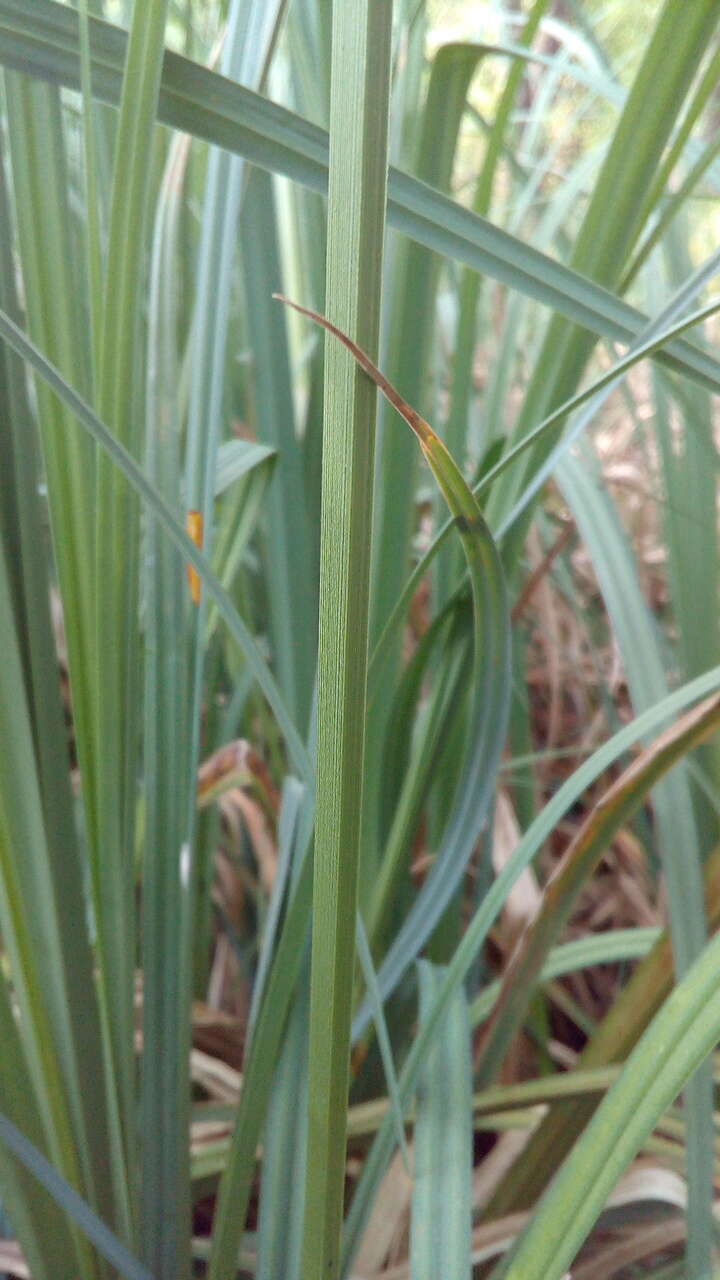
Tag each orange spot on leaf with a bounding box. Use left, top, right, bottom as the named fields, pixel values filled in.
left=186, top=510, right=203, bottom=605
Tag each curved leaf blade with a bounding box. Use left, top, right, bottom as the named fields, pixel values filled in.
left=0, top=1114, right=153, bottom=1280
left=274, top=296, right=511, bottom=1032
left=0, top=306, right=313, bottom=787
left=341, top=667, right=720, bottom=1272
left=492, top=924, right=720, bottom=1280
left=475, top=692, right=720, bottom=1086
left=3, top=0, right=720, bottom=393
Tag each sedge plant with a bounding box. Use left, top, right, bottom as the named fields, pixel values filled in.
left=1, top=2, right=720, bottom=1278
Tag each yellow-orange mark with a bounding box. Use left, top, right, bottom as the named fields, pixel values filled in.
left=186, top=510, right=203, bottom=605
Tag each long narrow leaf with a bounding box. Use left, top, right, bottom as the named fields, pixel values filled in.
left=142, top=120, right=192, bottom=1280
left=492, top=925, right=720, bottom=1280
left=94, top=1, right=171, bottom=1186
left=368, top=291, right=720, bottom=707
left=3, top=0, right=720, bottom=393
left=341, top=666, right=720, bottom=1271
left=474, top=692, right=720, bottom=1086
left=299, top=6, right=393, bottom=1276
left=275, top=295, right=511, bottom=1031
left=410, top=962, right=472, bottom=1280
left=485, top=851, right=720, bottom=1218
left=0, top=307, right=313, bottom=786
left=0, top=1115, right=153, bottom=1280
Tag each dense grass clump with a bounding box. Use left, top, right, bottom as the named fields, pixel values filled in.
left=1, top=2, right=720, bottom=1277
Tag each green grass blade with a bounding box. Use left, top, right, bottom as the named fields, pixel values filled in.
left=0, top=301, right=315, bottom=1280
left=255, top=957, right=310, bottom=1280
left=486, top=0, right=720, bottom=538
left=4, top=1, right=720, bottom=393
left=0, top=106, right=114, bottom=1231
left=0, top=141, right=123, bottom=1248
left=195, top=429, right=278, bottom=988
left=621, top=40, right=720, bottom=289
left=141, top=126, right=192, bottom=1280
left=492, top=925, right=720, bottom=1280
left=370, top=38, right=490, bottom=646
left=2, top=68, right=98, bottom=908
left=475, top=692, right=720, bottom=1086
left=410, top=961, right=472, bottom=1280
left=275, top=298, right=511, bottom=1031
left=0, top=975, right=76, bottom=1280
left=443, top=0, right=550, bottom=597
left=557, top=449, right=714, bottom=1269
left=355, top=915, right=410, bottom=1170
left=0, top=1115, right=153, bottom=1280
left=184, top=0, right=286, bottom=529
left=368, top=607, right=469, bottom=948
left=497, top=292, right=720, bottom=542
left=365, top=38, right=497, bottom=885
left=469, top=928, right=661, bottom=1029
left=93, top=0, right=171, bottom=1181
left=299, top=4, right=392, bottom=1274
left=208, top=848, right=315, bottom=1279
left=651, top=232, right=720, bottom=852
left=557, top=448, right=708, bottom=975
left=484, top=853, right=720, bottom=1218
left=368, top=289, right=720, bottom=705
left=180, top=0, right=289, bottom=1060
left=207, top=445, right=277, bottom=638
left=182, top=0, right=289, bottom=783
left=76, top=0, right=103, bottom=363
left=341, top=667, right=720, bottom=1272
left=247, top=777, right=308, bottom=1038
left=214, top=440, right=276, bottom=496
left=0, top=306, right=313, bottom=786
left=241, top=165, right=316, bottom=730
left=0, top=538, right=100, bottom=1280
